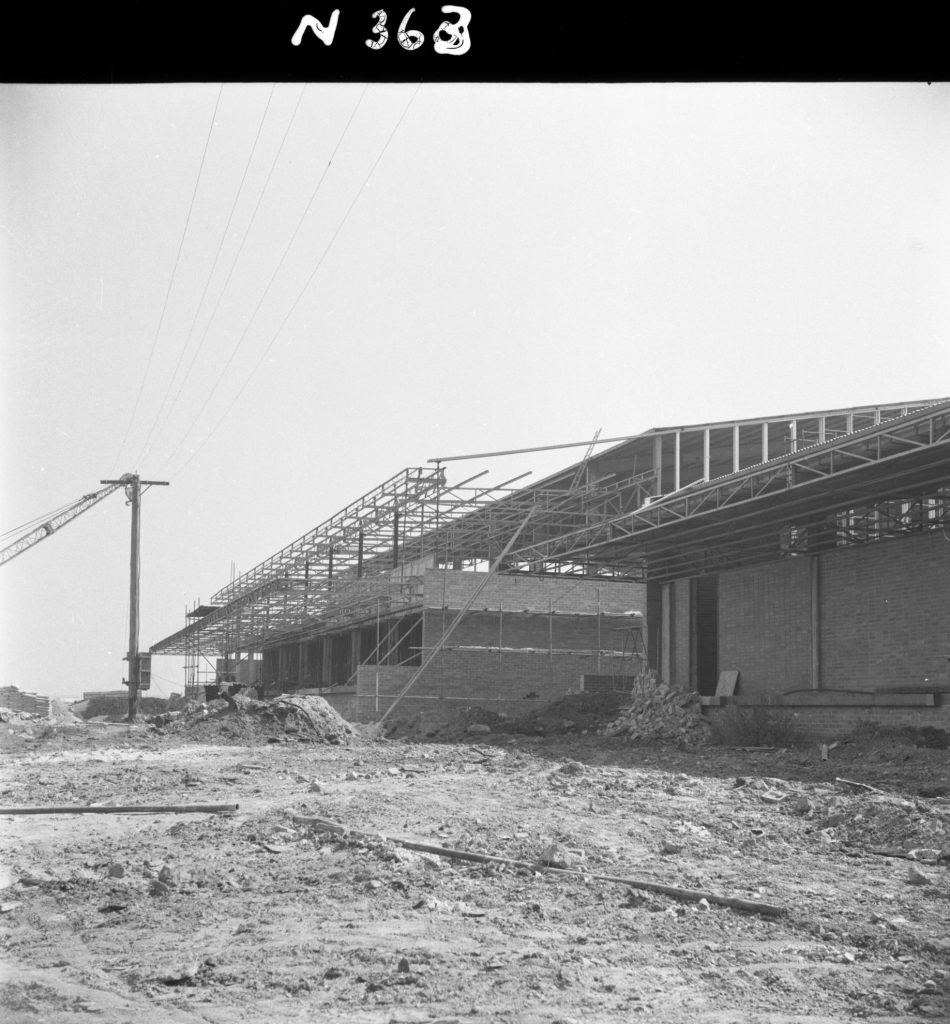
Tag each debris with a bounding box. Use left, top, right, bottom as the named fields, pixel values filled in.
left=107, top=863, right=125, bottom=878
left=786, top=796, right=814, bottom=816
left=835, top=778, right=888, bottom=795
left=467, top=724, right=491, bottom=735
left=294, top=815, right=786, bottom=917
left=906, top=865, right=934, bottom=887
left=538, top=842, right=578, bottom=869
left=152, top=694, right=355, bottom=745
left=149, top=879, right=171, bottom=897
left=601, top=673, right=709, bottom=746
left=457, top=904, right=487, bottom=917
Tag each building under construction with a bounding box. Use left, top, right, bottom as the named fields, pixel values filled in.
left=151, top=398, right=950, bottom=735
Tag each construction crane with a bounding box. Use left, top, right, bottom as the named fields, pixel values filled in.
left=1, top=475, right=134, bottom=566
left=2, top=472, right=169, bottom=722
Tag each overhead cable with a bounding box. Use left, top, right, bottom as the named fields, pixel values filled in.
left=136, top=84, right=279, bottom=467
left=159, top=86, right=368, bottom=473
left=147, top=84, right=308, bottom=469
left=113, top=84, right=224, bottom=472
left=169, top=84, right=421, bottom=477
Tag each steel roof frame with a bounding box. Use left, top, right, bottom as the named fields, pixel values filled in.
left=151, top=401, right=950, bottom=657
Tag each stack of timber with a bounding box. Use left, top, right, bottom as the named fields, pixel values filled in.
left=0, top=685, right=50, bottom=718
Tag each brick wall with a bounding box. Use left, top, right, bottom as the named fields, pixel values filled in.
left=703, top=701, right=950, bottom=743
left=718, top=556, right=813, bottom=694
left=341, top=576, right=647, bottom=722
left=716, top=531, right=950, bottom=696
left=422, top=570, right=645, bottom=616
left=351, top=636, right=613, bottom=722
left=671, top=579, right=693, bottom=690
left=422, top=608, right=631, bottom=654
left=315, top=687, right=360, bottom=722
left=819, top=532, right=950, bottom=691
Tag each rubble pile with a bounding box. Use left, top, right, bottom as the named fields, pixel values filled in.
left=151, top=694, right=356, bottom=745
left=775, top=786, right=950, bottom=854
left=601, top=672, right=710, bottom=746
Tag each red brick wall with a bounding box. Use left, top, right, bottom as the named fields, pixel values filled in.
left=818, top=532, right=950, bottom=691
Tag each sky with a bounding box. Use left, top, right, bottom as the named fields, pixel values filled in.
left=1, top=81, right=948, bottom=701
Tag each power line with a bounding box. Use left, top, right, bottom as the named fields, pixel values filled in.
left=159, top=85, right=370, bottom=473
left=135, top=84, right=279, bottom=468
left=143, top=84, right=308, bottom=470
left=113, top=84, right=224, bottom=472
left=169, top=84, right=422, bottom=478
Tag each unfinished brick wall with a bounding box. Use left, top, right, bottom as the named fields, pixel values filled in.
left=423, top=570, right=645, bottom=616
left=347, top=577, right=644, bottom=721
left=352, top=655, right=598, bottom=722
left=818, top=532, right=950, bottom=691
left=422, top=608, right=630, bottom=654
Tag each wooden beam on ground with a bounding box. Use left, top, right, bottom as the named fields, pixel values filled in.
left=294, top=815, right=786, bottom=918
left=0, top=803, right=239, bottom=815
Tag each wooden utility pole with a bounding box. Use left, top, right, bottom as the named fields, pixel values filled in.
left=101, top=474, right=169, bottom=721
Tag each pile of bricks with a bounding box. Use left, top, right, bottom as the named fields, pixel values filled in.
left=601, top=672, right=710, bottom=746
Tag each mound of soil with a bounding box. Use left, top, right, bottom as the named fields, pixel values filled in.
left=151, top=694, right=355, bottom=745
left=499, top=690, right=633, bottom=736
left=381, top=704, right=507, bottom=742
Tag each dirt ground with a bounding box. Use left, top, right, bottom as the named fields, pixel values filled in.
left=1, top=700, right=949, bottom=1023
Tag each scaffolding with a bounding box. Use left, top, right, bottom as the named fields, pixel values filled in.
left=182, top=603, right=218, bottom=699
left=150, top=401, right=950, bottom=665
left=150, top=459, right=656, bottom=659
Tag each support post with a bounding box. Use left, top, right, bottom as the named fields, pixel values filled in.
left=127, top=475, right=141, bottom=722
left=100, top=474, right=168, bottom=722
left=810, top=555, right=821, bottom=690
